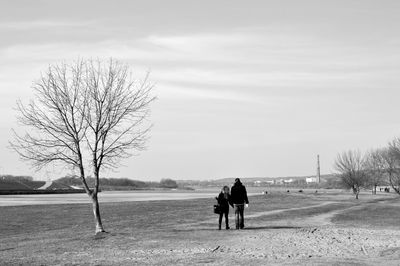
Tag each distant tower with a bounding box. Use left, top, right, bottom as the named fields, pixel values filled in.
left=316, top=155, right=321, bottom=183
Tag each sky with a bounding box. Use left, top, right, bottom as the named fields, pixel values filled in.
left=1, top=0, right=400, bottom=181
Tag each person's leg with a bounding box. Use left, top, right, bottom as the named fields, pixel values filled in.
left=225, top=211, right=229, bottom=229
left=234, top=205, right=240, bottom=229
left=239, top=205, right=245, bottom=229
left=218, top=212, right=223, bottom=230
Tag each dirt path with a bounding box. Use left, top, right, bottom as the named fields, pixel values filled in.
left=247, top=196, right=398, bottom=227
left=180, top=201, right=336, bottom=229
left=300, top=203, right=367, bottom=226
left=301, top=197, right=399, bottom=226
left=245, top=201, right=335, bottom=219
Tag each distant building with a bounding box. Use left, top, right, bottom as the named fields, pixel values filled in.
left=376, top=186, right=391, bottom=192
left=254, top=180, right=274, bottom=186
left=306, top=177, right=318, bottom=184
left=254, top=181, right=262, bottom=186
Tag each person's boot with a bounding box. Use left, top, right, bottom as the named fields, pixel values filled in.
left=218, top=224, right=222, bottom=230
left=226, top=225, right=230, bottom=230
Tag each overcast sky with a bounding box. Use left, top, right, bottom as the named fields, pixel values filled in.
left=1, top=0, right=400, bottom=180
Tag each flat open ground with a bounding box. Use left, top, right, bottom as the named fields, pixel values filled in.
left=1, top=190, right=400, bottom=265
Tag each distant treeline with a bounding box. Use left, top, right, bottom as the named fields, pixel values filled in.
left=177, top=175, right=344, bottom=189
left=56, top=176, right=179, bottom=190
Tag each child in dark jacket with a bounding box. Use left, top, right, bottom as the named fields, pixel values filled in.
left=216, top=186, right=233, bottom=230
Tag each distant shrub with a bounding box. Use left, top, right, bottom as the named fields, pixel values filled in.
left=159, top=178, right=178, bottom=188
left=324, top=176, right=345, bottom=189
left=56, top=176, right=82, bottom=186
left=101, top=178, right=148, bottom=188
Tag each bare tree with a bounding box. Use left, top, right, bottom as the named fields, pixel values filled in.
left=10, top=59, right=155, bottom=234
left=386, top=138, right=400, bottom=194
left=334, top=150, right=367, bottom=199
left=364, top=148, right=386, bottom=194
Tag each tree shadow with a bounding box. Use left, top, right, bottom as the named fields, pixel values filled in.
left=172, top=225, right=301, bottom=232
left=173, top=228, right=222, bottom=232
left=244, top=225, right=301, bottom=230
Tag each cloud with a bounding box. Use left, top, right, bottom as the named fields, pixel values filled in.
left=145, top=32, right=251, bottom=51
left=0, top=19, right=94, bottom=30
left=157, top=83, right=262, bottom=103
left=1, top=27, right=399, bottom=109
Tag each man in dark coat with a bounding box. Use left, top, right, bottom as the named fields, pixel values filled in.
left=230, top=178, right=249, bottom=229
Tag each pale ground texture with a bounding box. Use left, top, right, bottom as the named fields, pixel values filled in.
left=1, top=190, right=400, bottom=265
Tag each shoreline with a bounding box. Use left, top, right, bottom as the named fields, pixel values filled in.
left=0, top=188, right=379, bottom=207
left=0, top=190, right=231, bottom=207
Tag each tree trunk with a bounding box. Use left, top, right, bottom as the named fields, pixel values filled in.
left=91, top=192, right=105, bottom=234
left=356, top=187, right=360, bottom=199
left=389, top=174, right=400, bottom=195
left=353, top=187, right=360, bottom=199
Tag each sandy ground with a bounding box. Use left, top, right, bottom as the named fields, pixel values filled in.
left=1, top=191, right=400, bottom=265
left=145, top=227, right=400, bottom=266
left=165, top=198, right=400, bottom=265
left=187, top=222, right=400, bottom=265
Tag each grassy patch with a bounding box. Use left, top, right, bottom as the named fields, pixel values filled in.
left=333, top=201, right=400, bottom=229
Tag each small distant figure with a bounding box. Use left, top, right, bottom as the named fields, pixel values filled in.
left=216, top=186, right=233, bottom=230
left=264, top=191, right=268, bottom=195
left=315, top=190, right=318, bottom=194
left=287, top=190, right=290, bottom=193
left=231, top=178, right=249, bottom=230
left=298, top=189, right=303, bottom=193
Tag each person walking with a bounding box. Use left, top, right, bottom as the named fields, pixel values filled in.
left=216, top=186, right=233, bottom=230
left=230, top=178, right=249, bottom=229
